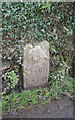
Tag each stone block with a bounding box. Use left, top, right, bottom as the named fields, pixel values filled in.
left=23, top=40, right=49, bottom=89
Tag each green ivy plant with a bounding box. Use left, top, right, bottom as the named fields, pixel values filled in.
left=2, top=2, right=74, bottom=62
left=2, top=69, right=19, bottom=94
left=48, top=61, right=74, bottom=99
left=1, top=2, right=74, bottom=114
left=40, top=2, right=51, bottom=12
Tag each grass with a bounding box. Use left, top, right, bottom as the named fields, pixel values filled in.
left=1, top=62, right=74, bottom=113
left=2, top=76, right=74, bottom=113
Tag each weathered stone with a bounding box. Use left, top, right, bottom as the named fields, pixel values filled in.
left=0, top=60, right=11, bottom=71
left=23, top=41, right=49, bottom=89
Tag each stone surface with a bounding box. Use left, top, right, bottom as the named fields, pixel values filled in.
left=23, top=41, right=49, bottom=89
left=0, top=60, right=11, bottom=71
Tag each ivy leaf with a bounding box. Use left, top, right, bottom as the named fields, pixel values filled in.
left=41, top=29, right=45, bottom=33
left=23, top=26, right=26, bottom=29
left=47, top=22, right=51, bottom=26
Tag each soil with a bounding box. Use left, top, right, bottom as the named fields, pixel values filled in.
left=2, top=95, right=74, bottom=119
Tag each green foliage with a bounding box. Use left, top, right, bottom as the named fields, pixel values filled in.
left=1, top=2, right=74, bottom=113
left=48, top=61, right=74, bottom=99
left=40, top=2, right=51, bottom=12
left=2, top=89, right=39, bottom=112
left=2, top=69, right=19, bottom=94
left=2, top=62, right=74, bottom=112
left=1, top=2, right=74, bottom=62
